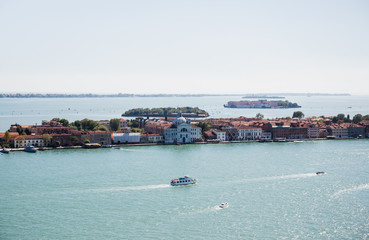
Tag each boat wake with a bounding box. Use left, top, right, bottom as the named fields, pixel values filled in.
left=118, top=148, right=143, bottom=152
left=331, top=183, right=369, bottom=198
left=85, top=184, right=171, bottom=193
left=237, top=173, right=317, bottom=183
left=212, top=205, right=225, bottom=211
left=181, top=205, right=225, bottom=215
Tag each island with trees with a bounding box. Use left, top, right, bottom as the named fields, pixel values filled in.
left=224, top=100, right=301, bottom=108
left=122, top=107, right=209, bottom=118
left=2, top=111, right=369, bottom=151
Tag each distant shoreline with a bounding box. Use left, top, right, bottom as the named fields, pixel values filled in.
left=0, top=93, right=351, bottom=98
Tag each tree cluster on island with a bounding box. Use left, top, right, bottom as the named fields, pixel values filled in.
left=287, top=112, right=368, bottom=123
left=122, top=107, right=209, bottom=117
left=277, top=100, right=300, bottom=108
left=224, top=100, right=301, bottom=108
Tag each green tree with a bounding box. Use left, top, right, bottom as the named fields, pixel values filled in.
left=131, top=128, right=144, bottom=133
left=59, top=118, right=69, bottom=127
left=69, top=136, right=79, bottom=145
left=353, top=114, right=362, bottom=124
left=42, top=134, right=51, bottom=146
left=110, top=118, right=120, bottom=131
left=71, top=120, right=82, bottom=130
left=51, top=117, right=69, bottom=126
left=256, top=113, right=264, bottom=119
left=4, top=131, right=11, bottom=146
left=196, top=122, right=211, bottom=132
left=94, top=125, right=109, bottom=131
left=128, top=119, right=139, bottom=128
left=337, top=114, right=345, bottom=121
left=362, top=115, right=369, bottom=120
left=292, top=111, right=304, bottom=118
left=16, top=125, right=23, bottom=135
left=81, top=119, right=99, bottom=131
left=24, top=128, right=31, bottom=135
left=343, top=114, right=351, bottom=123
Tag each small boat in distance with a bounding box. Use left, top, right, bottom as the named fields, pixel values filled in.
left=170, top=176, right=197, bottom=186
left=219, top=202, right=229, bottom=208
left=316, top=171, right=325, bottom=175
left=24, top=146, right=37, bottom=153
left=1, top=148, right=10, bottom=154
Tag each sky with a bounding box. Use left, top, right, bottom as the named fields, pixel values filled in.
left=0, top=0, right=368, bottom=94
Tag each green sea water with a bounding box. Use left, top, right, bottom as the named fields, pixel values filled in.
left=1, top=140, right=368, bottom=239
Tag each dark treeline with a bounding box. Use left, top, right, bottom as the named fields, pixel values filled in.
left=122, top=107, right=209, bottom=117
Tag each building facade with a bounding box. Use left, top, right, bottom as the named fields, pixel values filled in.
left=14, top=135, right=45, bottom=148
left=213, top=130, right=226, bottom=141
left=88, top=131, right=112, bottom=145
left=163, top=111, right=202, bottom=144
left=140, top=134, right=164, bottom=144
left=237, top=126, right=262, bottom=140
left=113, top=132, right=141, bottom=144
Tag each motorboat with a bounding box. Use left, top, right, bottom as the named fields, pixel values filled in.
left=170, top=176, right=196, bottom=186
left=316, top=171, right=325, bottom=175
left=219, top=202, right=229, bottom=208
left=1, top=148, right=10, bottom=154
left=24, top=146, right=37, bottom=153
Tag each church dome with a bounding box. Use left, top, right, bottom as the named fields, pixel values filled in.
left=173, top=110, right=187, bottom=125
left=175, top=116, right=187, bottom=125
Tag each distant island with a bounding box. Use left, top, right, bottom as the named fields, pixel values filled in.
left=122, top=107, right=209, bottom=118
left=224, top=100, right=301, bottom=109
left=243, top=95, right=285, bottom=99
left=0, top=93, right=220, bottom=98
left=243, top=93, right=350, bottom=97
left=0, top=93, right=351, bottom=98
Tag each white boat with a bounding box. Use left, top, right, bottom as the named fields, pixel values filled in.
left=219, top=202, right=229, bottom=208
left=1, top=148, right=10, bottom=154
left=24, top=146, right=37, bottom=153
left=170, top=176, right=196, bottom=186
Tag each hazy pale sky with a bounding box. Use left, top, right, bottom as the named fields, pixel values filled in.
left=1, top=0, right=368, bottom=94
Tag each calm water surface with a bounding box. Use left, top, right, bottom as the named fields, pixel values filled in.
left=1, top=95, right=369, bottom=131
left=1, top=140, right=368, bottom=239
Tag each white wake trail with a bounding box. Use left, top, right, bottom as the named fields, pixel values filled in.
left=331, top=183, right=369, bottom=198
left=237, top=173, right=317, bottom=184
left=85, top=184, right=171, bottom=193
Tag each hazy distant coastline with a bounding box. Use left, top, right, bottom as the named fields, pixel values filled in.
left=0, top=93, right=351, bottom=98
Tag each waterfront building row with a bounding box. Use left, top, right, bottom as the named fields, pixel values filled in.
left=2, top=115, right=369, bottom=148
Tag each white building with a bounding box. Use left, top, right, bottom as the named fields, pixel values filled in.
left=14, top=135, right=45, bottom=148
left=140, top=134, right=164, bottom=144
left=190, top=125, right=202, bottom=142
left=113, top=132, right=141, bottom=143
left=164, top=111, right=202, bottom=144
left=237, top=126, right=262, bottom=140
left=212, top=130, right=226, bottom=141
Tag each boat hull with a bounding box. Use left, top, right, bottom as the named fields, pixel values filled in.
left=170, top=176, right=197, bottom=186
left=170, top=182, right=196, bottom=186
left=24, top=146, right=37, bottom=153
